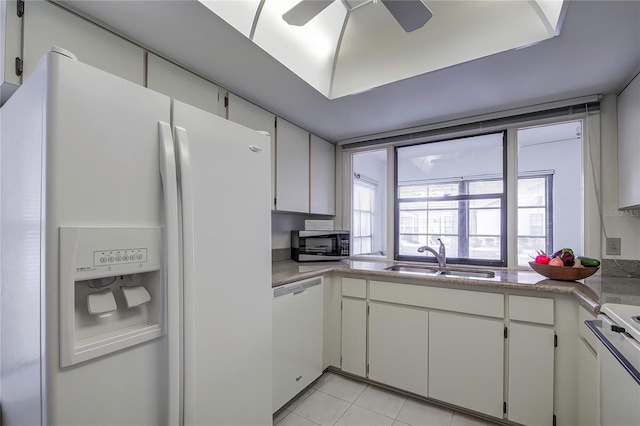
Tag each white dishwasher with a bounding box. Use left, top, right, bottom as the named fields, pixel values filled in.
left=586, top=304, right=640, bottom=426
left=272, top=277, right=324, bottom=413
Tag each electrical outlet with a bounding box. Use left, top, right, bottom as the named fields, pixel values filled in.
left=606, top=237, right=621, bottom=256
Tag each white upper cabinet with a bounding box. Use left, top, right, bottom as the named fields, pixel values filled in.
left=276, top=118, right=310, bottom=213
left=22, top=1, right=144, bottom=85
left=310, top=135, right=336, bottom=215
left=146, top=53, right=220, bottom=117
left=0, top=0, right=22, bottom=103
left=227, top=93, right=276, bottom=210
left=618, top=72, right=640, bottom=209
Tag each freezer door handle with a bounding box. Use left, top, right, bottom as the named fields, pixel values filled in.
left=158, top=121, right=183, bottom=425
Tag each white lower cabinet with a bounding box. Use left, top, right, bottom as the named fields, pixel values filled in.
left=577, top=338, right=598, bottom=426
left=577, top=305, right=598, bottom=426
left=368, top=302, right=428, bottom=396
left=272, top=278, right=323, bottom=412
left=508, top=322, right=555, bottom=425
left=428, top=311, right=504, bottom=418
left=341, top=298, right=367, bottom=377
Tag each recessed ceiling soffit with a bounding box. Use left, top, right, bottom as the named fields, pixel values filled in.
left=199, top=0, right=568, bottom=99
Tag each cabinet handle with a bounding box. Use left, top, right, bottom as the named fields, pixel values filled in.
left=295, top=375, right=302, bottom=382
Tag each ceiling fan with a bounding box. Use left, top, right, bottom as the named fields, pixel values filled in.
left=283, top=0, right=433, bottom=33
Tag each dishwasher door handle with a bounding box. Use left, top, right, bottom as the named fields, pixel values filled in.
left=585, top=319, right=640, bottom=385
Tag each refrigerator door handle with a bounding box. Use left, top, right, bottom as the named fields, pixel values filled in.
left=158, top=121, right=183, bottom=426
left=174, top=125, right=196, bottom=423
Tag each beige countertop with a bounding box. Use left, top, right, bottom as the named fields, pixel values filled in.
left=272, top=259, right=640, bottom=314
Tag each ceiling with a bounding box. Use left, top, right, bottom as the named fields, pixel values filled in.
left=199, top=0, right=566, bottom=99
left=59, top=0, right=640, bottom=143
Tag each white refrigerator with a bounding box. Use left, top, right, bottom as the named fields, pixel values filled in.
left=0, top=48, right=272, bottom=425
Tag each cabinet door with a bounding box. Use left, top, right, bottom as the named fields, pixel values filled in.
left=369, top=302, right=428, bottom=396
left=310, top=135, right=335, bottom=215
left=1, top=0, right=21, bottom=103
left=617, top=73, right=640, bottom=209
left=578, top=338, right=598, bottom=426
left=227, top=94, right=276, bottom=210
left=147, top=53, right=220, bottom=116
left=508, top=323, right=554, bottom=426
left=272, top=282, right=323, bottom=412
left=276, top=118, right=309, bottom=213
left=429, top=311, right=504, bottom=418
left=23, top=1, right=144, bottom=84
left=341, top=298, right=367, bottom=377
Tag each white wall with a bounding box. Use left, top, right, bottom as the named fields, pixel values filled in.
left=600, top=94, right=640, bottom=259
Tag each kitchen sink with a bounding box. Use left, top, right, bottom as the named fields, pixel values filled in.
left=436, top=268, right=495, bottom=279
left=385, top=264, right=495, bottom=279
left=385, top=264, right=441, bottom=274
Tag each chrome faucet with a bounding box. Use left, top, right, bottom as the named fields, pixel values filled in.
left=417, top=238, right=446, bottom=268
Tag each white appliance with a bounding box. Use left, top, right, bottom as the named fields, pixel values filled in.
left=0, top=48, right=272, bottom=425
left=586, top=304, right=640, bottom=426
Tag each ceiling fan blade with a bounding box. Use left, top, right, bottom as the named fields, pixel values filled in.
left=283, top=0, right=335, bottom=26
left=380, top=0, right=433, bottom=32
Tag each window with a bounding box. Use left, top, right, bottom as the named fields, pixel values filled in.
left=517, top=175, right=553, bottom=265
left=396, top=133, right=506, bottom=266
left=352, top=150, right=387, bottom=257
left=353, top=181, right=374, bottom=255
left=517, top=120, right=582, bottom=265
left=347, top=114, right=589, bottom=268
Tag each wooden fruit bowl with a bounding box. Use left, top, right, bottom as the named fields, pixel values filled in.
left=529, top=261, right=599, bottom=281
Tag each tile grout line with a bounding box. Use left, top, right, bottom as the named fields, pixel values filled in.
left=395, top=397, right=409, bottom=424
left=332, top=383, right=365, bottom=426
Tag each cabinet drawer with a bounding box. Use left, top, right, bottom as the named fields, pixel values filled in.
left=370, top=281, right=503, bottom=318
left=509, top=295, right=554, bottom=325
left=342, top=277, right=366, bottom=298
left=579, top=305, right=598, bottom=351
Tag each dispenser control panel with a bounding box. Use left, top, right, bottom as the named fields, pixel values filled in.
left=94, top=248, right=148, bottom=266
left=60, top=226, right=162, bottom=280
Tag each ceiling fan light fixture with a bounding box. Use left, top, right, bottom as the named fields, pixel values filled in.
left=282, top=0, right=335, bottom=26
left=380, top=0, right=432, bottom=33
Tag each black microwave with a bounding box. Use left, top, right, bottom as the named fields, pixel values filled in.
left=291, top=230, right=350, bottom=262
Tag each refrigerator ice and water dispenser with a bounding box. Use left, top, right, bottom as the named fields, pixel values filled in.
left=59, top=227, right=165, bottom=367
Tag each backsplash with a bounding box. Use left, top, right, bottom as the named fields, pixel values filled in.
left=272, top=248, right=291, bottom=262
left=601, top=259, right=640, bottom=278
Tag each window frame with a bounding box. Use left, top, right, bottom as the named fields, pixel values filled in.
left=393, top=131, right=508, bottom=267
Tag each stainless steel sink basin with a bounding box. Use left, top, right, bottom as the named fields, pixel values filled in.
left=385, top=264, right=495, bottom=279
left=385, top=264, right=441, bottom=274
left=436, top=268, right=495, bottom=279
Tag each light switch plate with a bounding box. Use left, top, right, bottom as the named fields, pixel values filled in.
left=606, top=237, right=621, bottom=255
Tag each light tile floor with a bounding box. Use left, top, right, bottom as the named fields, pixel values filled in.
left=273, top=373, right=502, bottom=426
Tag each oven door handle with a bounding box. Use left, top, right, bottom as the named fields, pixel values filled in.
left=585, top=319, right=640, bottom=385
